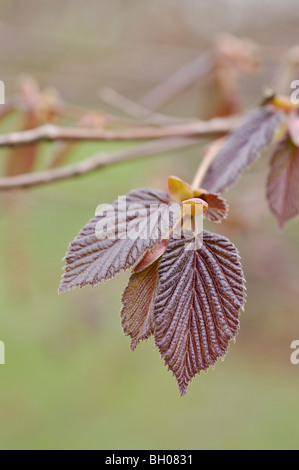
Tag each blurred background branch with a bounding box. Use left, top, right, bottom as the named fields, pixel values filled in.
left=0, top=116, right=239, bottom=148
left=1, top=0, right=299, bottom=451
left=0, top=137, right=199, bottom=190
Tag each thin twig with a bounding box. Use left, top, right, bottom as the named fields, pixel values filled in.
left=61, top=100, right=147, bottom=127
left=139, top=51, right=215, bottom=110
left=0, top=116, right=239, bottom=148
left=192, top=137, right=226, bottom=190
left=100, top=87, right=187, bottom=124
left=0, top=137, right=199, bottom=190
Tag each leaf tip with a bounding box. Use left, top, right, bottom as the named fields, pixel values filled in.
left=178, top=381, right=188, bottom=397
left=130, top=340, right=138, bottom=352
left=58, top=283, right=66, bottom=295
left=278, top=218, right=286, bottom=230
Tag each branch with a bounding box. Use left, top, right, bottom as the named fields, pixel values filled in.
left=0, top=116, right=239, bottom=148
left=0, top=137, right=199, bottom=190
left=100, top=87, right=187, bottom=124
left=60, top=100, right=150, bottom=127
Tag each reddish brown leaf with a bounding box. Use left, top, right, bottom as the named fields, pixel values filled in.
left=200, top=65, right=240, bottom=120
left=121, top=260, right=160, bottom=350
left=202, top=105, right=286, bottom=193
left=59, top=189, right=180, bottom=293
left=6, top=78, right=40, bottom=177
left=154, top=231, right=245, bottom=396
left=134, top=239, right=168, bottom=273
left=198, top=192, right=228, bottom=222
left=5, top=112, right=39, bottom=177
left=267, top=139, right=299, bottom=227
left=215, top=34, right=259, bottom=75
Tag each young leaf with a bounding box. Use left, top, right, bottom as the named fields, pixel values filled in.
left=181, top=198, right=209, bottom=217
left=202, top=105, right=286, bottom=193
left=121, top=259, right=160, bottom=350
left=6, top=119, right=38, bottom=177
left=195, top=191, right=228, bottom=222
left=168, top=176, right=194, bottom=202
left=6, top=111, right=39, bottom=177
left=59, top=189, right=179, bottom=293
left=154, top=231, right=245, bottom=396
left=267, top=139, right=299, bottom=228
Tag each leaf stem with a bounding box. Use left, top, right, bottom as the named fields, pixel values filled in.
left=191, top=138, right=226, bottom=190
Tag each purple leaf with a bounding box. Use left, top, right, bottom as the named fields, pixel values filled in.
left=121, top=260, right=160, bottom=350
left=154, top=231, right=245, bottom=396
left=59, top=189, right=180, bottom=293
left=202, top=105, right=286, bottom=193
left=267, top=139, right=299, bottom=228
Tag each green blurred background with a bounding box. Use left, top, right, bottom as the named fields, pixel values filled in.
left=0, top=0, right=299, bottom=450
